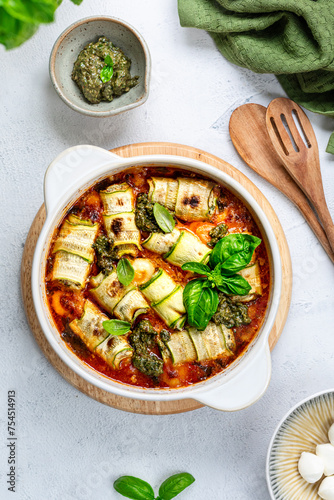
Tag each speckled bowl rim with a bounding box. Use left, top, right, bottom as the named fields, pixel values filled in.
left=266, top=388, right=334, bottom=499
left=49, top=16, right=151, bottom=117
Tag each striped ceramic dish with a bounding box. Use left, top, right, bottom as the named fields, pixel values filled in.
left=267, top=390, right=334, bottom=499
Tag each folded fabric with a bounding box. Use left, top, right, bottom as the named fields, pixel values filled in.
left=178, top=0, right=334, bottom=153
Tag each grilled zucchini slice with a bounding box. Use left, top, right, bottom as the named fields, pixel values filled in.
left=52, top=251, right=91, bottom=288
left=142, top=228, right=181, bottom=255
left=52, top=219, right=98, bottom=263
left=231, top=262, right=262, bottom=303
left=96, top=335, right=133, bottom=369
left=164, top=230, right=211, bottom=267
left=165, top=330, right=197, bottom=364
left=152, top=286, right=186, bottom=329
left=90, top=271, right=134, bottom=314
left=69, top=300, right=109, bottom=350
left=148, top=177, right=178, bottom=210
left=175, top=178, right=216, bottom=221
left=113, top=289, right=149, bottom=323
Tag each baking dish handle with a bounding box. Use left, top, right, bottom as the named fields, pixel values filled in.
left=44, top=145, right=122, bottom=215
left=194, top=343, right=271, bottom=411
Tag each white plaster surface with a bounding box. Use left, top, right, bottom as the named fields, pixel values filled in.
left=1, top=1, right=334, bottom=499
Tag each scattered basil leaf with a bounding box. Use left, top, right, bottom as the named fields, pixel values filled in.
left=181, top=262, right=211, bottom=275
left=117, top=258, right=135, bottom=286
left=0, top=1, right=83, bottom=50
left=158, top=473, right=195, bottom=500
left=114, top=476, right=155, bottom=500
left=102, top=319, right=131, bottom=336
left=209, top=234, right=261, bottom=273
left=217, top=274, right=252, bottom=296
left=100, top=54, right=114, bottom=83
left=153, top=203, right=175, bottom=233
left=183, top=279, right=219, bottom=331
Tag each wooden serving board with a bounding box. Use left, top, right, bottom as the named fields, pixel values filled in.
left=21, top=142, right=292, bottom=415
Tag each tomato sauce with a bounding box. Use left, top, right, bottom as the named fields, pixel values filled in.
left=45, top=167, right=271, bottom=389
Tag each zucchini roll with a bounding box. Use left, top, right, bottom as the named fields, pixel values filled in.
left=51, top=216, right=99, bottom=288
left=140, top=269, right=186, bottom=330
left=143, top=228, right=211, bottom=268
left=231, top=262, right=263, bottom=303
left=101, top=183, right=141, bottom=257
left=148, top=177, right=217, bottom=221
left=166, top=322, right=236, bottom=365
left=90, top=271, right=149, bottom=322
left=70, top=300, right=133, bottom=369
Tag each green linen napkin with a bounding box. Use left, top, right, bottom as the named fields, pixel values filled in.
left=178, top=0, right=334, bottom=153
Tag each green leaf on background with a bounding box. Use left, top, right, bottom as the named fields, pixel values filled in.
left=117, top=258, right=135, bottom=286
left=0, top=7, right=37, bottom=49
left=158, top=473, right=195, bottom=500
left=114, top=476, right=155, bottom=500
left=183, top=279, right=219, bottom=331
left=0, top=0, right=83, bottom=49
left=2, top=0, right=57, bottom=25
left=100, top=54, right=114, bottom=83
left=102, top=320, right=131, bottom=336
left=153, top=203, right=175, bottom=233
left=209, top=233, right=261, bottom=273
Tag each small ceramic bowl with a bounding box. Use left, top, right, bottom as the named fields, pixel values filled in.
left=49, top=16, right=151, bottom=117
left=267, top=389, right=334, bottom=499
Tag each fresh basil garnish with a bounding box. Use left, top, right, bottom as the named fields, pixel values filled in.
left=117, top=258, right=135, bottom=286
left=114, top=476, right=155, bottom=500
left=209, top=233, right=261, bottom=273
left=158, top=473, right=195, bottom=500
left=153, top=203, right=175, bottom=233
left=102, top=319, right=131, bottom=336
left=114, top=473, right=195, bottom=500
left=181, top=262, right=211, bottom=275
left=183, top=279, right=219, bottom=331
left=217, top=274, right=252, bottom=296
left=183, top=233, right=261, bottom=329
left=100, top=54, right=114, bottom=83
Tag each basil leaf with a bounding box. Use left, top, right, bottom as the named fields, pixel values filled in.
left=3, top=0, right=57, bottom=25
left=209, top=234, right=261, bottom=274
left=183, top=279, right=219, bottom=331
left=0, top=7, right=38, bottom=49
left=117, top=258, right=135, bottom=286
left=102, top=319, right=131, bottom=336
left=158, top=473, right=195, bottom=500
left=217, top=274, right=252, bottom=296
left=114, top=476, right=155, bottom=500
left=181, top=262, right=211, bottom=275
left=100, top=55, right=114, bottom=83
left=70, top=0, right=83, bottom=4
left=153, top=203, right=175, bottom=233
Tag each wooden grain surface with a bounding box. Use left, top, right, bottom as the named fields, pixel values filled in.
left=21, top=142, right=292, bottom=415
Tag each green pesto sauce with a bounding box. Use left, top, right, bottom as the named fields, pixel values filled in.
left=72, top=36, right=139, bottom=104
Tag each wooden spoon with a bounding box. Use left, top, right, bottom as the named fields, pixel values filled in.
left=229, top=103, right=334, bottom=263
left=266, top=97, right=334, bottom=253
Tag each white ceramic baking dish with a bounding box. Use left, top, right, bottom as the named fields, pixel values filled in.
left=31, top=145, right=282, bottom=411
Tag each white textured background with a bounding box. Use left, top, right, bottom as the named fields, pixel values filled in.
left=1, top=1, right=334, bottom=499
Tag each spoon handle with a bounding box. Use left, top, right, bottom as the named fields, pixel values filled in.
left=295, top=197, right=334, bottom=263
left=312, top=195, right=334, bottom=254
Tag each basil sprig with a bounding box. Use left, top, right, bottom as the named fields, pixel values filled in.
left=153, top=203, right=175, bottom=233
left=114, top=472, right=195, bottom=500
left=182, top=233, right=261, bottom=331
left=102, top=319, right=131, bottom=336
left=117, top=258, right=135, bottom=286
left=100, top=54, right=114, bottom=83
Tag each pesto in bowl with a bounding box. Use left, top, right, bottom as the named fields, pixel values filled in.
left=72, top=36, right=139, bottom=104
